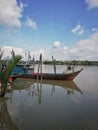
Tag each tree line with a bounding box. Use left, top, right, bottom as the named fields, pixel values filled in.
left=43, top=60, right=98, bottom=66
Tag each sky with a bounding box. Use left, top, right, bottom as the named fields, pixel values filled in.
left=0, top=0, right=98, bottom=61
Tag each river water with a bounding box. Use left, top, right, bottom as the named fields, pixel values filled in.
left=0, top=65, right=98, bottom=130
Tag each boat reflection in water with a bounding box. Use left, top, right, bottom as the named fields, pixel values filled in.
left=11, top=78, right=83, bottom=104
left=0, top=78, right=83, bottom=130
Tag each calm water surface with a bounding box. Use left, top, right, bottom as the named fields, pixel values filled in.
left=0, top=66, right=98, bottom=130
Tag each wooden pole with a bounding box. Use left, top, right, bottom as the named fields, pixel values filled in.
left=40, top=54, right=42, bottom=82
left=37, top=54, right=43, bottom=81
left=52, top=56, right=56, bottom=74
left=37, top=56, right=40, bottom=81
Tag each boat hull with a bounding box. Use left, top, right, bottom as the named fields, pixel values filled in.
left=21, top=68, right=83, bottom=81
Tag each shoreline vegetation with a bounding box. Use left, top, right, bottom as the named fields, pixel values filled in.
left=2, top=59, right=98, bottom=66
left=17, top=60, right=98, bottom=66
left=43, top=60, right=98, bottom=66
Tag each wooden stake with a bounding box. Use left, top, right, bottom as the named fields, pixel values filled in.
left=52, top=56, right=56, bottom=74
left=37, top=54, right=43, bottom=81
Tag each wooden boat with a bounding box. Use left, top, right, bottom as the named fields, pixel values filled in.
left=12, top=54, right=83, bottom=81
left=21, top=68, right=83, bottom=81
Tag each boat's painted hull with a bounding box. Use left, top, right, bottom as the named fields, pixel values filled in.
left=21, top=68, right=83, bottom=81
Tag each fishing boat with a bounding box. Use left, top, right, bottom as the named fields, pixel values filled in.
left=21, top=68, right=83, bottom=81
left=12, top=54, right=83, bottom=81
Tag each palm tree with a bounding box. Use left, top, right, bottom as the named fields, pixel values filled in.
left=0, top=49, right=22, bottom=97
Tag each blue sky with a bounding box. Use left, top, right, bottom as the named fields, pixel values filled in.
left=0, top=0, right=98, bottom=61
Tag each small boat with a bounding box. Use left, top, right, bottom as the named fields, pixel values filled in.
left=21, top=68, right=83, bottom=81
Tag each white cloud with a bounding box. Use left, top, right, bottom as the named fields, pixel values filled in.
left=71, top=24, right=84, bottom=35
left=1, top=46, right=24, bottom=59
left=53, top=41, right=61, bottom=48
left=92, top=27, right=98, bottom=32
left=85, top=0, right=98, bottom=9
left=70, top=31, right=98, bottom=60
left=0, top=0, right=24, bottom=27
left=52, top=41, right=70, bottom=60
left=62, top=46, right=68, bottom=51
left=51, top=31, right=98, bottom=60
left=1, top=31, right=98, bottom=61
left=25, top=17, right=37, bottom=30
left=1, top=45, right=46, bottom=61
